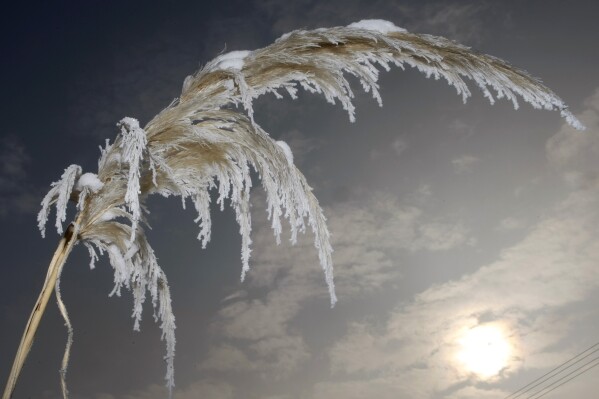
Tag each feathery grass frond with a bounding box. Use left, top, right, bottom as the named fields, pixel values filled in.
left=4, top=19, right=584, bottom=399
left=177, top=19, right=583, bottom=129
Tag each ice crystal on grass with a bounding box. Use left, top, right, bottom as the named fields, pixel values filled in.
left=117, top=117, right=150, bottom=243
left=34, top=19, right=584, bottom=397
left=74, top=173, right=104, bottom=193
left=38, top=164, right=81, bottom=237
left=347, top=19, right=407, bottom=34
left=208, top=50, right=252, bottom=71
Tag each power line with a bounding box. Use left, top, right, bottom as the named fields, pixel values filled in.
left=526, top=356, right=599, bottom=399
left=515, top=347, right=599, bottom=398
left=505, top=341, right=599, bottom=399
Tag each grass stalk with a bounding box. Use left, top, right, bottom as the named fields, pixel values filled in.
left=2, top=222, right=79, bottom=399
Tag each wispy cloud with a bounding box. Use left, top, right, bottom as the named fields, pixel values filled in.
left=398, top=2, right=505, bottom=44
left=451, top=155, right=481, bottom=174
left=392, top=137, right=409, bottom=156
left=0, top=136, right=37, bottom=216
left=496, top=217, right=527, bottom=231
left=197, top=344, right=255, bottom=373
left=257, top=0, right=505, bottom=44
left=546, top=87, right=599, bottom=189
left=113, top=380, right=234, bottom=399
left=196, top=190, right=471, bottom=384
left=321, top=185, right=599, bottom=397
left=315, top=89, right=599, bottom=399
left=0, top=136, right=29, bottom=187
left=369, top=137, right=409, bottom=160
left=276, top=129, right=322, bottom=166
left=449, top=118, right=477, bottom=139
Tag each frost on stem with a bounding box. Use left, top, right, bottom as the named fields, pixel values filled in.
left=35, top=18, right=585, bottom=397
left=117, top=117, right=150, bottom=243
left=37, top=164, right=81, bottom=237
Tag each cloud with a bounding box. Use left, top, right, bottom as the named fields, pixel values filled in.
left=257, top=0, right=505, bottom=45
left=496, top=217, right=527, bottom=231
left=248, top=335, right=311, bottom=378
left=546, top=87, right=599, bottom=188
left=444, top=386, right=507, bottom=399
left=113, top=380, right=233, bottom=399
left=276, top=129, right=322, bottom=166
left=0, top=136, right=38, bottom=216
left=369, top=137, right=409, bottom=160
left=317, top=90, right=599, bottom=398
left=203, top=295, right=311, bottom=377
left=312, top=376, right=416, bottom=399
left=400, top=2, right=504, bottom=44
left=198, top=344, right=255, bottom=372
left=407, top=184, right=434, bottom=205
left=449, top=118, right=477, bottom=138
left=392, top=137, right=409, bottom=156
left=174, top=380, right=234, bottom=399
left=451, top=155, right=481, bottom=174
left=197, top=190, right=471, bottom=384
left=323, top=186, right=599, bottom=397
left=0, top=136, right=29, bottom=186
left=245, top=192, right=471, bottom=295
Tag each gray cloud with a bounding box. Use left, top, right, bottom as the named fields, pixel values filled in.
left=0, top=136, right=38, bottom=216
left=246, top=191, right=472, bottom=295
left=193, top=188, right=472, bottom=395
left=0, top=136, right=29, bottom=186
left=448, top=118, right=478, bottom=139
left=369, top=136, right=409, bottom=161
left=496, top=217, right=527, bottom=232
left=257, top=0, right=506, bottom=44
left=198, top=344, right=255, bottom=373
left=316, top=91, right=599, bottom=398
left=546, top=88, right=599, bottom=189
left=113, top=379, right=233, bottom=399
left=392, top=137, right=409, bottom=156
left=322, top=187, right=599, bottom=397
left=276, top=129, right=322, bottom=167
left=451, top=155, right=481, bottom=174
left=398, top=2, right=505, bottom=44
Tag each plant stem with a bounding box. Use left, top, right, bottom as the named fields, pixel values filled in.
left=2, top=222, right=79, bottom=399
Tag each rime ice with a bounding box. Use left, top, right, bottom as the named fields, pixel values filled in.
left=209, top=50, right=251, bottom=71
left=276, top=140, right=294, bottom=164
left=347, top=19, right=407, bottom=34
left=74, top=173, right=104, bottom=193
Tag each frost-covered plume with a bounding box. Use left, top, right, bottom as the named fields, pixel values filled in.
left=8, top=18, right=584, bottom=399
left=37, top=164, right=81, bottom=237
left=117, top=117, right=150, bottom=243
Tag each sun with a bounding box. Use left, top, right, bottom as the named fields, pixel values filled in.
left=456, top=324, right=511, bottom=378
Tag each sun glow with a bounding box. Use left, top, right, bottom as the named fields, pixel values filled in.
left=457, top=324, right=511, bottom=378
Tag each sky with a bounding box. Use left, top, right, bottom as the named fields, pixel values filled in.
left=1, top=1, right=599, bottom=398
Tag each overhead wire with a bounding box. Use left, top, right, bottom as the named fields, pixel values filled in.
left=504, top=341, right=599, bottom=399
left=526, top=356, right=599, bottom=399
